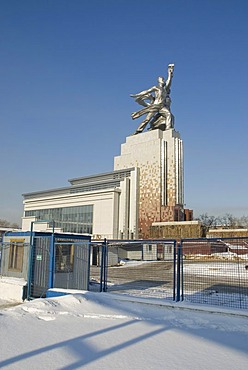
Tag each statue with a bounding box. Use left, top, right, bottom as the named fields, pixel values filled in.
left=130, top=64, right=175, bottom=134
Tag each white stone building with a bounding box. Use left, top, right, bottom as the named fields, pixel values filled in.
left=22, top=167, right=139, bottom=239
left=22, top=128, right=186, bottom=239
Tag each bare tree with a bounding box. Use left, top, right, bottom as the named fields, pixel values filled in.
left=0, top=219, right=20, bottom=229
left=195, top=213, right=219, bottom=236
left=195, top=213, right=248, bottom=234
left=218, top=213, right=238, bottom=228
left=238, top=215, right=248, bottom=228
left=196, top=213, right=219, bottom=227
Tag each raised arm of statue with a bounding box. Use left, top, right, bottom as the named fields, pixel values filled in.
left=130, top=63, right=175, bottom=134
left=165, top=64, right=174, bottom=91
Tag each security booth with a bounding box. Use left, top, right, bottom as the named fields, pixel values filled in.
left=2, top=231, right=91, bottom=299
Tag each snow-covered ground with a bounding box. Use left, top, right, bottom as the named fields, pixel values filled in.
left=0, top=277, right=26, bottom=307
left=1, top=256, right=248, bottom=369
left=183, top=261, right=248, bottom=277
left=0, top=279, right=248, bottom=369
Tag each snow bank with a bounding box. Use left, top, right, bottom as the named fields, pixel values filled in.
left=0, top=291, right=248, bottom=369
left=0, top=277, right=26, bottom=304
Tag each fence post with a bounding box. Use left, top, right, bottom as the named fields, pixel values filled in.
left=173, top=241, right=176, bottom=301
left=0, top=242, right=2, bottom=274
left=27, top=222, right=34, bottom=300
left=48, top=234, right=54, bottom=289
left=48, top=221, right=55, bottom=289
left=103, top=239, right=108, bottom=292
left=87, top=241, right=91, bottom=291
left=100, top=240, right=105, bottom=292
left=181, top=241, right=184, bottom=301
left=237, top=255, right=242, bottom=309
left=0, top=242, right=2, bottom=275
left=176, top=242, right=182, bottom=302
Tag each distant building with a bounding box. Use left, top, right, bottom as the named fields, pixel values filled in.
left=151, top=220, right=202, bottom=239
left=207, top=228, right=248, bottom=239
left=22, top=130, right=193, bottom=239
left=22, top=167, right=139, bottom=239
left=22, top=129, right=193, bottom=239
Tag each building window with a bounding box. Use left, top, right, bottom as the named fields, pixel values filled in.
left=25, top=205, right=93, bottom=234
left=8, top=239, right=24, bottom=272
left=55, top=243, right=74, bottom=273
left=147, top=245, right=152, bottom=252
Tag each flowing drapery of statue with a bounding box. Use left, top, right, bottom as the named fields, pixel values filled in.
left=131, top=64, right=175, bottom=135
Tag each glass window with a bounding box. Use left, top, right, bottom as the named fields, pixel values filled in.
left=25, top=205, right=93, bottom=234
left=55, top=243, right=74, bottom=273
left=8, top=239, right=24, bottom=272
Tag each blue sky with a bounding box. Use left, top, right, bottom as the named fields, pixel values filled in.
left=0, top=0, right=247, bottom=224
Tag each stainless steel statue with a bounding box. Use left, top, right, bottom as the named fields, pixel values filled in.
left=131, top=64, right=175, bottom=134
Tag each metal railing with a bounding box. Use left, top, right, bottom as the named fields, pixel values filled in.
left=90, top=237, right=248, bottom=310
left=89, top=239, right=177, bottom=301
left=180, top=237, right=248, bottom=309
left=1, top=236, right=248, bottom=310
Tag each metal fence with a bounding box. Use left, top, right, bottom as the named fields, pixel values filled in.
left=28, top=237, right=90, bottom=299
left=88, top=242, right=106, bottom=293
left=89, top=240, right=177, bottom=300
left=1, top=236, right=248, bottom=310
left=180, top=238, right=248, bottom=309
left=90, top=237, right=248, bottom=310
left=0, top=236, right=90, bottom=300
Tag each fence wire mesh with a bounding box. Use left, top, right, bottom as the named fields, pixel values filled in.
left=89, top=241, right=176, bottom=300
left=29, top=238, right=90, bottom=298
left=181, top=238, right=248, bottom=309
left=54, top=241, right=90, bottom=292
left=88, top=243, right=103, bottom=292
left=0, top=238, right=90, bottom=299
left=29, top=236, right=50, bottom=298
left=1, top=236, right=248, bottom=311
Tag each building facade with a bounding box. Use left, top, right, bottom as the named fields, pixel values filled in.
left=22, top=167, right=139, bottom=239
left=20, top=62, right=195, bottom=239
left=21, top=128, right=191, bottom=239
left=114, top=128, right=185, bottom=238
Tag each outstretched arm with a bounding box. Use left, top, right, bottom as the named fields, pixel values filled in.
left=165, top=64, right=174, bottom=90
left=130, top=85, right=157, bottom=98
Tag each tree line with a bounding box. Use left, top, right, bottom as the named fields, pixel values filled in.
left=0, top=219, right=20, bottom=229
left=195, top=213, right=248, bottom=232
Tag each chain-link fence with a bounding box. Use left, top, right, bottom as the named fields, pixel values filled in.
left=180, top=238, right=248, bottom=309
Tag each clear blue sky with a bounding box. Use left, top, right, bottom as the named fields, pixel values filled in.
left=0, top=0, right=247, bottom=225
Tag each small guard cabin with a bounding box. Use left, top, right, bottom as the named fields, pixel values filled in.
left=1, top=231, right=91, bottom=299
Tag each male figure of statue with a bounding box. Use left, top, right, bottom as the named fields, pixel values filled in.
left=131, top=64, right=174, bottom=134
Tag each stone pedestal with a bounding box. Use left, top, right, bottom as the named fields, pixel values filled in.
left=114, top=129, right=184, bottom=238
